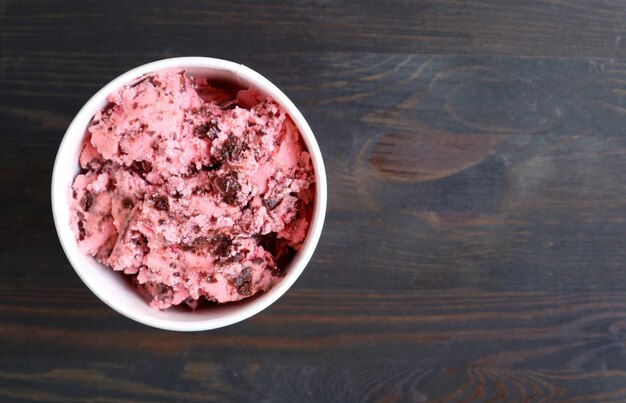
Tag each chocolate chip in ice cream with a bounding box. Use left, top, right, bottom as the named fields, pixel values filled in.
left=224, top=253, right=242, bottom=264
left=214, top=171, right=241, bottom=205
left=211, top=233, right=232, bottom=258
left=263, top=198, right=281, bottom=210
left=217, top=135, right=244, bottom=161
left=194, top=118, right=220, bottom=140
left=80, top=192, right=93, bottom=212
left=78, top=220, right=86, bottom=241
left=184, top=233, right=232, bottom=259
left=232, top=267, right=252, bottom=296
left=151, top=194, right=169, bottom=212
left=129, top=160, right=153, bottom=177
left=106, top=177, right=117, bottom=192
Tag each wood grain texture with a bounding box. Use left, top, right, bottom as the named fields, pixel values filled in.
left=3, top=0, right=626, bottom=402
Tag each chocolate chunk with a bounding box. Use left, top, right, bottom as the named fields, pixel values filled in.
left=207, top=274, right=217, bottom=283
left=257, top=129, right=267, bottom=136
left=107, top=177, right=116, bottom=191
left=183, top=233, right=231, bottom=258
left=151, top=195, right=169, bottom=211
left=207, top=120, right=221, bottom=139
left=122, top=197, right=134, bottom=209
left=217, top=135, right=244, bottom=161
left=158, top=219, right=165, bottom=225
left=232, top=267, right=252, bottom=296
left=211, top=233, right=232, bottom=258
left=172, top=191, right=183, bottom=200
left=194, top=118, right=220, bottom=140
left=262, top=198, right=281, bottom=210
left=214, top=171, right=241, bottom=205
left=193, top=225, right=201, bottom=234
left=80, top=192, right=93, bottom=212
left=77, top=220, right=86, bottom=241
left=194, top=123, right=209, bottom=138
left=101, top=102, right=116, bottom=116
left=224, top=253, right=242, bottom=264
left=129, top=160, right=152, bottom=177
left=251, top=257, right=264, bottom=265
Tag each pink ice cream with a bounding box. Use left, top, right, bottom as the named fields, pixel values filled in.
left=69, top=70, right=315, bottom=310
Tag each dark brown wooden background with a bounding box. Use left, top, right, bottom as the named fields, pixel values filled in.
left=3, top=1, right=626, bottom=401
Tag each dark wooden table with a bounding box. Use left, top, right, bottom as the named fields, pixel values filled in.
left=3, top=1, right=626, bottom=401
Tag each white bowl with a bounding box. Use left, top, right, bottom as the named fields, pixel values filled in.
left=51, top=57, right=327, bottom=331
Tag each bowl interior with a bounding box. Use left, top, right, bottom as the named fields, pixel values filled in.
left=51, top=58, right=326, bottom=331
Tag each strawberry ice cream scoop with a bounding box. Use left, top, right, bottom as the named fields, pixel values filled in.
left=69, top=70, right=315, bottom=310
